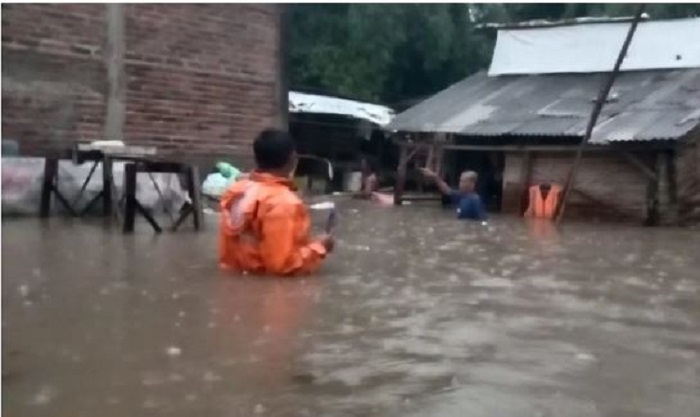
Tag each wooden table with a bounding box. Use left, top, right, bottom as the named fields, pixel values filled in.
left=122, top=160, right=202, bottom=233
left=40, top=144, right=202, bottom=233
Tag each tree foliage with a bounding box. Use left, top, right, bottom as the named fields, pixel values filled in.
left=289, top=3, right=700, bottom=104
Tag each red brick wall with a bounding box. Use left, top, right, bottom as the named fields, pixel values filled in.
left=2, top=4, right=107, bottom=153
left=2, top=4, right=282, bottom=166
left=502, top=151, right=649, bottom=222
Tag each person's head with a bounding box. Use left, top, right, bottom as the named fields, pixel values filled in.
left=253, top=129, right=297, bottom=176
left=458, top=170, right=478, bottom=193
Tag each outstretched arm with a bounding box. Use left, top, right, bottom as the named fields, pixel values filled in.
left=419, top=168, right=453, bottom=195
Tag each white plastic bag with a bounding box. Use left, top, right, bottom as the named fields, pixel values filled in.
left=201, top=173, right=234, bottom=199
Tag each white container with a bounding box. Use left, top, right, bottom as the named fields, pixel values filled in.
left=344, top=171, right=362, bottom=192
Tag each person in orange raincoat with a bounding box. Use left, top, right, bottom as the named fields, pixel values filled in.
left=219, top=129, right=334, bottom=276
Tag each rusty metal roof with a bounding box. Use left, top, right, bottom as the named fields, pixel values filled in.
left=386, top=69, right=700, bottom=144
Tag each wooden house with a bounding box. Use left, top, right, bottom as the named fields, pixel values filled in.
left=386, top=18, right=700, bottom=224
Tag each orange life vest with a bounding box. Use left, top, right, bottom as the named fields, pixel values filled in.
left=524, top=183, right=561, bottom=219
left=218, top=171, right=327, bottom=276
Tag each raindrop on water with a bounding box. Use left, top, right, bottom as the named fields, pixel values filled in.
left=30, top=385, right=56, bottom=406
left=165, top=346, right=182, bottom=357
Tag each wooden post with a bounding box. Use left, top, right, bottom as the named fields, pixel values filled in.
left=556, top=4, right=646, bottom=225
left=123, top=163, right=137, bottom=233
left=188, top=165, right=203, bottom=230
left=519, top=152, right=533, bottom=215
left=645, top=152, right=660, bottom=226
left=40, top=158, right=58, bottom=218
left=102, top=156, right=114, bottom=217
left=656, top=151, right=677, bottom=225
left=394, top=144, right=409, bottom=206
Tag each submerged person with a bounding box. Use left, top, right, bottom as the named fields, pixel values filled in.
left=353, top=157, right=379, bottom=199
left=219, top=129, right=334, bottom=276
left=419, top=168, right=487, bottom=221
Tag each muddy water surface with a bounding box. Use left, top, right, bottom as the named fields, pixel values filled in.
left=3, top=201, right=700, bottom=417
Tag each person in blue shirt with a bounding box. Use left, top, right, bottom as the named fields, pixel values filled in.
left=419, top=168, right=487, bottom=221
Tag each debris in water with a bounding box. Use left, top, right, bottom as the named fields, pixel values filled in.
left=254, top=403, right=266, bottom=414
left=575, top=352, right=596, bottom=362
left=18, top=285, right=29, bottom=298
left=165, top=346, right=182, bottom=357
left=203, top=371, right=222, bottom=382
left=309, top=201, right=335, bottom=210
left=30, top=385, right=56, bottom=406
left=169, top=373, right=185, bottom=382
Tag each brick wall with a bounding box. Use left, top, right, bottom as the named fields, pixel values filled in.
left=2, top=4, right=283, bottom=167
left=2, top=4, right=107, bottom=153
left=502, top=151, right=649, bottom=222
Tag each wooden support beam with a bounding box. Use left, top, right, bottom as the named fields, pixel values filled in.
left=400, top=194, right=442, bottom=202
left=394, top=145, right=408, bottom=206
left=654, top=151, right=678, bottom=225
left=518, top=152, right=533, bottom=215
left=557, top=4, right=646, bottom=225
left=620, top=151, right=657, bottom=182
left=391, top=140, right=674, bottom=153
left=39, top=158, right=77, bottom=218
left=187, top=165, right=203, bottom=230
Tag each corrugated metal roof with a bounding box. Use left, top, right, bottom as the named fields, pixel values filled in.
left=385, top=69, right=700, bottom=143
left=489, top=18, right=700, bottom=75
left=289, top=91, right=395, bottom=126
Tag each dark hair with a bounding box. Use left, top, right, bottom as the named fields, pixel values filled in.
left=253, top=129, right=296, bottom=170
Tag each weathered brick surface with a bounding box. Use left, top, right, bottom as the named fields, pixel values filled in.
left=2, top=4, right=107, bottom=154
left=2, top=4, right=282, bottom=166
left=502, top=152, right=649, bottom=222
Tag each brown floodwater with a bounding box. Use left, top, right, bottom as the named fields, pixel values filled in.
left=2, top=200, right=700, bottom=417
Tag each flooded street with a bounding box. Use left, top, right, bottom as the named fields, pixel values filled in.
left=3, top=201, right=700, bottom=417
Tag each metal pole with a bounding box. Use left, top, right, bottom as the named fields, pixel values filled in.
left=555, top=4, right=646, bottom=225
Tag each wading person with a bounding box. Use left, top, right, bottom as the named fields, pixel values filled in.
left=419, top=168, right=487, bottom=221
left=353, top=157, right=379, bottom=199
left=219, top=129, right=334, bottom=276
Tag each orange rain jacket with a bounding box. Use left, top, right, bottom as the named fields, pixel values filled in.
left=218, top=171, right=327, bottom=276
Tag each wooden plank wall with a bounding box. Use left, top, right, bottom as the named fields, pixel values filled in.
left=502, top=151, right=649, bottom=222
left=676, top=131, right=700, bottom=223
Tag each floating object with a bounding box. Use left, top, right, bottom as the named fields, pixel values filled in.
left=165, top=346, right=182, bottom=357
left=370, top=192, right=394, bottom=206
left=325, top=209, right=337, bottom=233
left=309, top=201, right=335, bottom=210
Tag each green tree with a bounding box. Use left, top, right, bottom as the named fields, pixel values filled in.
left=289, top=3, right=700, bottom=104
